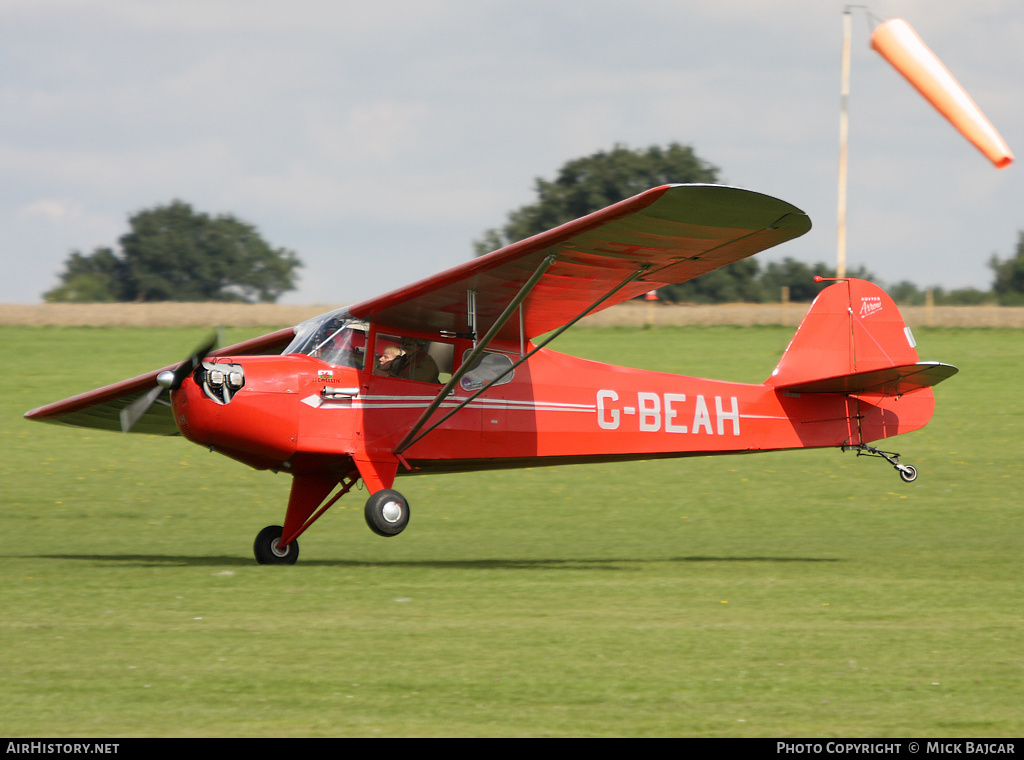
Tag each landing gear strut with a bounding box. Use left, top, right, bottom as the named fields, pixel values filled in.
left=843, top=444, right=918, bottom=482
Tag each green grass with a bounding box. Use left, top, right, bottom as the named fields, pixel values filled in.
left=1, top=325, right=1022, bottom=736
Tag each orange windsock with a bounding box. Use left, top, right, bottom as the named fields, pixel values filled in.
left=871, top=18, right=1013, bottom=169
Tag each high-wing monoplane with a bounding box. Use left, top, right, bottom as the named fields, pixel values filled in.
left=25, top=185, right=957, bottom=563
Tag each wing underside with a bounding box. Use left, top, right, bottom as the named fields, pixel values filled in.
left=25, top=327, right=295, bottom=433
left=346, top=184, right=811, bottom=340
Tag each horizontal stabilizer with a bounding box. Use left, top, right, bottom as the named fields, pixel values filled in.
left=776, top=361, right=958, bottom=396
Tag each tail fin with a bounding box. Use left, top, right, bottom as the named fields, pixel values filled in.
left=767, top=279, right=957, bottom=395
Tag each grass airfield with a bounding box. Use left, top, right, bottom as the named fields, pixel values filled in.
left=2, top=323, right=1022, bottom=737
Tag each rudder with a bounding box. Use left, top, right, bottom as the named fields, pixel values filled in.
left=767, top=279, right=923, bottom=390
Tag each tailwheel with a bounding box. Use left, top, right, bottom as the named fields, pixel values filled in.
left=897, top=464, right=918, bottom=483
left=253, top=525, right=299, bottom=565
left=364, top=489, right=410, bottom=537
left=843, top=444, right=919, bottom=483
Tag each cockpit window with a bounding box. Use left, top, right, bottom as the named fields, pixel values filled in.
left=459, top=350, right=514, bottom=391
left=284, top=310, right=368, bottom=369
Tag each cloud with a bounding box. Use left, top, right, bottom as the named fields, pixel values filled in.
left=1, top=1, right=1021, bottom=305
left=18, top=199, right=84, bottom=223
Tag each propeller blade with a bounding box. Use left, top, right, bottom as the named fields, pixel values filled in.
left=121, top=332, right=218, bottom=433
left=119, top=384, right=165, bottom=434
left=168, top=334, right=218, bottom=391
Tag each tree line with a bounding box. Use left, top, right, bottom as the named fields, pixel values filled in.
left=45, top=144, right=1024, bottom=305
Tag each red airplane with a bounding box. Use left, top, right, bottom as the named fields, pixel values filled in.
left=25, top=184, right=957, bottom=564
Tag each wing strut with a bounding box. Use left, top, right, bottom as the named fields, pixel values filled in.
left=391, top=253, right=558, bottom=456
left=392, top=262, right=651, bottom=457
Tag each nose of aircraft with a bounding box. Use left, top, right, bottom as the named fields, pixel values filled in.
left=170, top=357, right=300, bottom=470
left=171, top=372, right=221, bottom=447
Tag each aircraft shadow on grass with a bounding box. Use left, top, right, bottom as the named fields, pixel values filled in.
left=31, top=554, right=841, bottom=570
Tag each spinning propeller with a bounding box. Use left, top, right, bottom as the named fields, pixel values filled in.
left=119, top=333, right=218, bottom=433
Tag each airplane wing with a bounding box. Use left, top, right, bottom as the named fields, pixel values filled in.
left=24, top=327, right=295, bottom=434
left=345, top=184, right=811, bottom=341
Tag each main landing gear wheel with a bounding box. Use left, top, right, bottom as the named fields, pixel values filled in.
left=253, top=525, right=299, bottom=565
left=364, top=489, right=410, bottom=537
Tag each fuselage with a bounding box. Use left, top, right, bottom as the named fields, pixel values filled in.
left=170, top=328, right=936, bottom=479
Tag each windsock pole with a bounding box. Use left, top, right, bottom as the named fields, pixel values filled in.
left=836, top=7, right=855, bottom=278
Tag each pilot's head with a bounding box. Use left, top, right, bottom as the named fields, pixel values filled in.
left=400, top=337, right=428, bottom=355
left=378, top=345, right=403, bottom=370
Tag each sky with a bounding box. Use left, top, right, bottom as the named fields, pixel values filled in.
left=2, top=0, right=1021, bottom=306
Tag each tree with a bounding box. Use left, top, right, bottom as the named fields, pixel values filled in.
left=46, top=201, right=301, bottom=303
left=887, top=280, right=995, bottom=306
left=990, top=231, right=1024, bottom=306
left=43, top=248, right=126, bottom=303
left=657, top=259, right=876, bottom=304
left=758, top=258, right=838, bottom=302
left=473, top=144, right=873, bottom=304
left=474, top=143, right=719, bottom=255
left=658, top=259, right=764, bottom=304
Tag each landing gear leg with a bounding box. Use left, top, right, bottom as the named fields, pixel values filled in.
left=843, top=444, right=918, bottom=482
left=253, top=472, right=359, bottom=565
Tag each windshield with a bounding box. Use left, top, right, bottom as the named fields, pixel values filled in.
left=284, top=309, right=368, bottom=369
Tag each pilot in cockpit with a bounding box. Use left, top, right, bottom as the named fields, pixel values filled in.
left=391, top=337, right=439, bottom=383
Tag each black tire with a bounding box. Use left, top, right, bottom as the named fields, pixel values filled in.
left=364, top=489, right=410, bottom=537
left=253, top=525, right=299, bottom=565
left=898, top=465, right=918, bottom=483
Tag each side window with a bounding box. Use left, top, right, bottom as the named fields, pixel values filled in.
left=373, top=334, right=453, bottom=384
left=460, top=351, right=514, bottom=391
